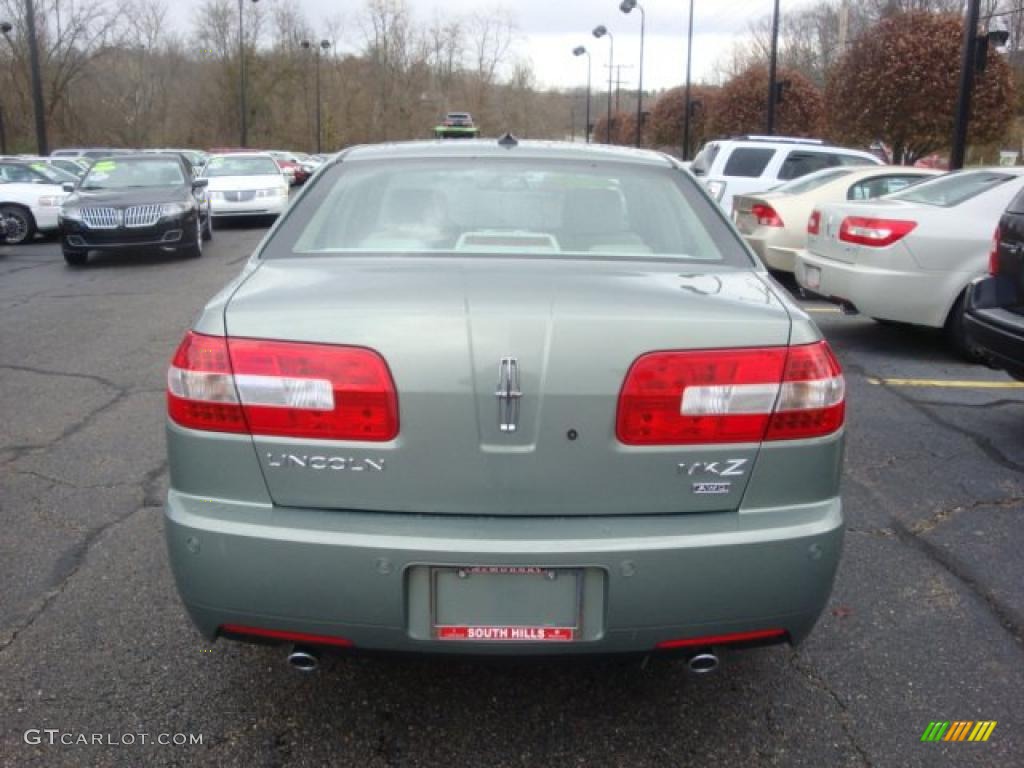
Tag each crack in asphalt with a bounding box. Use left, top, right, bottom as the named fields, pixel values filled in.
left=846, top=363, right=1024, bottom=476
left=911, top=398, right=1024, bottom=410
left=843, top=363, right=1024, bottom=648
left=788, top=653, right=873, bottom=768
left=908, top=496, right=1024, bottom=535
left=889, top=519, right=1024, bottom=647
left=0, top=459, right=168, bottom=655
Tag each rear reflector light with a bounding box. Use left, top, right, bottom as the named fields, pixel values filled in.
left=220, top=624, right=354, bottom=647
left=807, top=210, right=821, bottom=235
left=655, top=628, right=787, bottom=650
left=838, top=216, right=916, bottom=247
left=168, top=331, right=399, bottom=441
left=989, top=226, right=1000, bottom=276
left=751, top=203, right=784, bottom=227
left=616, top=341, right=844, bottom=445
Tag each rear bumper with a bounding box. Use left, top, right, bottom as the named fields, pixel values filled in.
left=965, top=277, right=1024, bottom=380
left=165, top=491, right=843, bottom=655
left=795, top=249, right=948, bottom=327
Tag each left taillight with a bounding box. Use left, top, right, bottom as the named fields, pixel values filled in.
left=751, top=203, right=784, bottom=227
left=839, top=216, right=916, bottom=247
left=168, top=331, right=399, bottom=441
left=616, top=341, right=844, bottom=445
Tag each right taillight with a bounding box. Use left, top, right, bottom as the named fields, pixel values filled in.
left=807, top=210, right=821, bottom=236
left=752, top=203, right=784, bottom=227
left=839, top=216, right=916, bottom=247
left=168, top=331, right=399, bottom=441
left=616, top=341, right=844, bottom=445
left=989, top=226, right=1001, bottom=276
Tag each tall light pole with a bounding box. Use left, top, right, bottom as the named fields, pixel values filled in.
left=238, top=0, right=259, bottom=148
left=682, top=0, right=695, bottom=160
left=619, top=1, right=645, bottom=148
left=766, top=0, right=781, bottom=135
left=0, top=21, right=10, bottom=154
left=301, top=39, right=331, bottom=154
left=951, top=0, right=983, bottom=170
left=573, top=46, right=592, bottom=143
left=593, top=25, right=614, bottom=144
left=10, top=4, right=48, bottom=154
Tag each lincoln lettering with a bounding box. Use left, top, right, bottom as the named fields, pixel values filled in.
left=265, top=454, right=385, bottom=472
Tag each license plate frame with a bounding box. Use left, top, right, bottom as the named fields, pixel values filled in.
left=430, top=566, right=583, bottom=643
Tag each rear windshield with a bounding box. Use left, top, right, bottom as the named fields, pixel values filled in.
left=203, top=156, right=280, bottom=177
left=690, top=143, right=720, bottom=176
left=772, top=168, right=854, bottom=195
left=722, top=148, right=776, bottom=178
left=891, top=171, right=1014, bottom=207
left=268, top=158, right=752, bottom=266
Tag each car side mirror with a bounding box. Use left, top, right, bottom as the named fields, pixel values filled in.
left=62, top=182, right=75, bottom=193
left=192, top=178, right=209, bottom=189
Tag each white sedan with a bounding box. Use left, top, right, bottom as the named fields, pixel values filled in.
left=796, top=168, right=1024, bottom=355
left=0, top=160, right=69, bottom=244
left=734, top=166, right=940, bottom=272
left=200, top=153, right=290, bottom=219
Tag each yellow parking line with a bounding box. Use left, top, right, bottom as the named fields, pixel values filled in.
left=867, top=377, right=1024, bottom=389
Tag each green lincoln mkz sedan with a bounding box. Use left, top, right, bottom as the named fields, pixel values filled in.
left=164, top=138, right=845, bottom=673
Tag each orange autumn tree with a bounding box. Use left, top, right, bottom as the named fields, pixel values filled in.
left=826, top=11, right=1014, bottom=164
left=709, top=65, right=824, bottom=139
left=648, top=84, right=719, bottom=156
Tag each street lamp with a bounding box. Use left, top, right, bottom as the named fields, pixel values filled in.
left=592, top=25, right=613, bottom=144
left=682, top=0, right=695, bottom=160
left=301, top=39, right=331, bottom=155
left=572, top=46, right=592, bottom=144
left=238, top=0, right=259, bottom=148
left=2, top=7, right=47, bottom=154
left=0, top=21, right=10, bottom=154
left=951, top=0, right=1008, bottom=169
left=619, top=0, right=645, bottom=148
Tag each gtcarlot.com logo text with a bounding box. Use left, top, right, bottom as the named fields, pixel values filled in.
left=24, top=729, right=203, bottom=747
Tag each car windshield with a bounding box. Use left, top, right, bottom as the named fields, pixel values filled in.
left=772, top=168, right=854, bottom=195
left=279, top=158, right=749, bottom=265
left=890, top=171, right=1015, bottom=207
left=203, top=155, right=280, bottom=177
left=81, top=159, right=185, bottom=190
left=28, top=162, right=78, bottom=184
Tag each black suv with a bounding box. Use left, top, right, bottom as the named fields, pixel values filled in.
left=965, top=189, right=1024, bottom=381
left=58, top=154, right=211, bottom=266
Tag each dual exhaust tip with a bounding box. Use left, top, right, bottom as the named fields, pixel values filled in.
left=286, top=645, right=719, bottom=675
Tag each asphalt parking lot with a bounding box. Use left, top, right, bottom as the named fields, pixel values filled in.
left=1, top=225, right=1022, bottom=768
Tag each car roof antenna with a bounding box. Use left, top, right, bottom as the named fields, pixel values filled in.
left=498, top=132, right=518, bottom=149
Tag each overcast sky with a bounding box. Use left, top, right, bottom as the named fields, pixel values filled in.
left=165, top=0, right=802, bottom=92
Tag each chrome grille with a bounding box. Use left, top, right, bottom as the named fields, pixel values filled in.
left=81, top=207, right=119, bottom=229
left=225, top=190, right=255, bottom=203
left=124, top=205, right=163, bottom=228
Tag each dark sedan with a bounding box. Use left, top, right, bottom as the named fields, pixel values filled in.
left=966, top=189, right=1024, bottom=381
left=58, top=154, right=211, bottom=266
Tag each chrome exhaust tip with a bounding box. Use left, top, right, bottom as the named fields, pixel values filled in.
left=287, top=645, right=320, bottom=673
left=687, top=652, right=719, bottom=675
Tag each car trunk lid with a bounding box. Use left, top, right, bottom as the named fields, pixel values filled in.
left=223, top=257, right=794, bottom=516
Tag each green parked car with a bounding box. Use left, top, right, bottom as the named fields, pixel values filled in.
left=165, top=138, right=845, bottom=672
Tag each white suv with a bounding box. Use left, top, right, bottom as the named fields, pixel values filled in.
left=691, top=136, right=882, bottom=214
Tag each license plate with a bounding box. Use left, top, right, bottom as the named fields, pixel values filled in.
left=431, top=566, right=581, bottom=642
left=805, top=265, right=822, bottom=291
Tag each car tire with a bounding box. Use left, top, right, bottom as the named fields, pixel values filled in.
left=63, top=249, right=88, bottom=266
left=185, top=216, right=203, bottom=258
left=0, top=205, right=36, bottom=245
left=202, top=212, right=213, bottom=242
left=944, top=291, right=982, bottom=361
